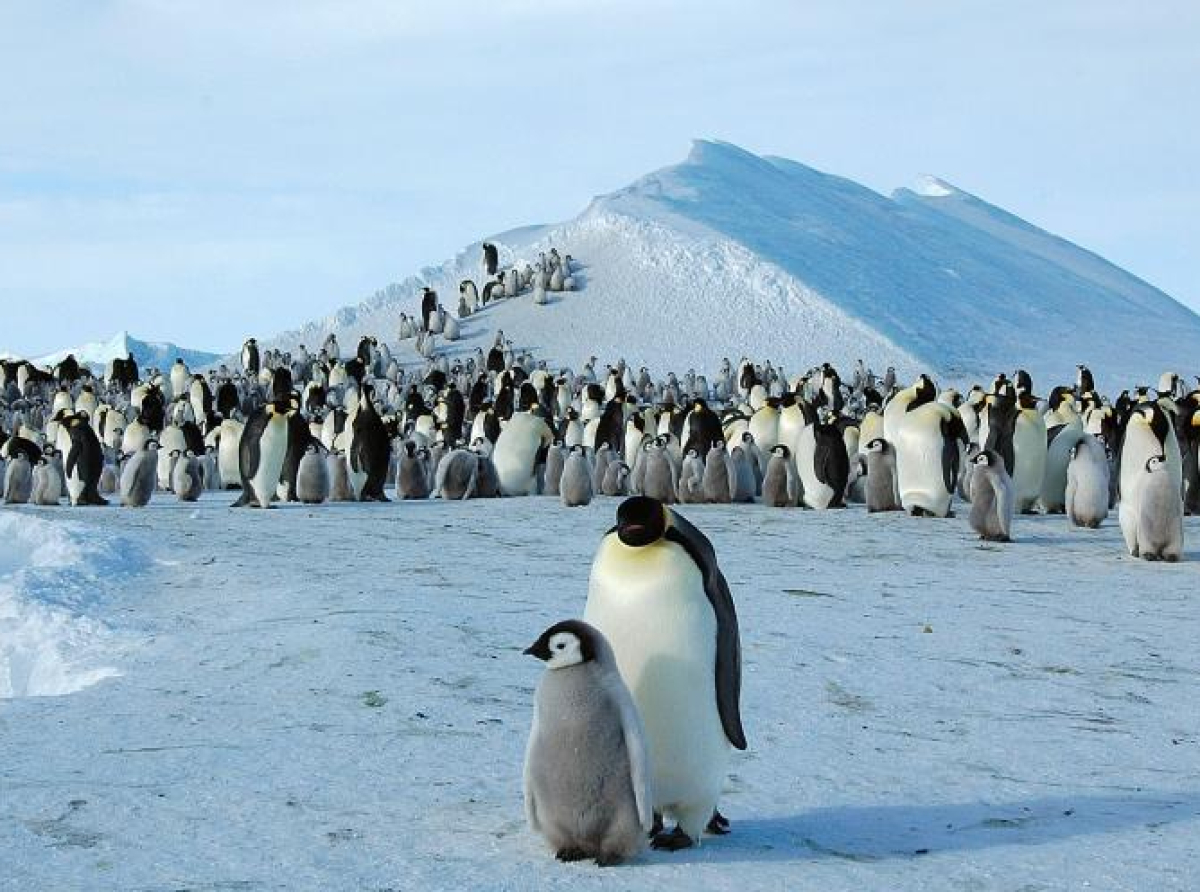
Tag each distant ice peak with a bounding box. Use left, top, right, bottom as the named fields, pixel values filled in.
left=913, top=175, right=958, bottom=198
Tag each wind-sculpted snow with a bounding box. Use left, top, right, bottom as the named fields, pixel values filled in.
left=32, top=331, right=221, bottom=374
left=0, top=512, right=144, bottom=698
left=0, top=495, right=1197, bottom=889
left=263, top=140, right=1200, bottom=391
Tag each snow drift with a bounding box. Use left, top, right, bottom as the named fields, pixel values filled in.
left=0, top=513, right=140, bottom=698
left=32, top=330, right=221, bottom=374
left=265, top=140, right=1200, bottom=390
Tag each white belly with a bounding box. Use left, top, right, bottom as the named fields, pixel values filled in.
left=584, top=537, right=728, bottom=812
left=250, top=417, right=290, bottom=506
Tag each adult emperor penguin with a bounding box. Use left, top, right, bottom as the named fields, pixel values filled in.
left=584, top=496, right=747, bottom=850
left=887, top=376, right=968, bottom=517
left=968, top=449, right=1014, bottom=542
left=523, top=620, right=652, bottom=866
left=1119, top=403, right=1183, bottom=559
left=347, top=384, right=391, bottom=501
left=241, top=338, right=260, bottom=376
left=232, top=397, right=297, bottom=508
left=493, top=407, right=553, bottom=496
left=62, top=411, right=108, bottom=506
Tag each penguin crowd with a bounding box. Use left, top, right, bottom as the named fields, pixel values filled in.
left=1, top=304, right=1195, bottom=562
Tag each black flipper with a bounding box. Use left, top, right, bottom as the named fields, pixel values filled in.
left=665, top=511, right=747, bottom=751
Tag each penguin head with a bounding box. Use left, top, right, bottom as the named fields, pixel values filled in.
left=615, top=495, right=668, bottom=548
left=1145, top=454, right=1167, bottom=474
left=771, top=443, right=791, bottom=458
left=524, top=620, right=598, bottom=669
left=973, top=449, right=1001, bottom=468
left=865, top=438, right=888, bottom=454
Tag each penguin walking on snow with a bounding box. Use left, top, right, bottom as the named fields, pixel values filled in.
left=523, top=620, right=653, bottom=866
left=584, top=496, right=746, bottom=850
left=233, top=398, right=297, bottom=508
left=348, top=384, right=391, bottom=502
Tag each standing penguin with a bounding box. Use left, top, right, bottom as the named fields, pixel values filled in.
left=560, top=445, right=595, bottom=507
left=701, top=443, right=734, bottom=504
left=1065, top=434, right=1109, bottom=529
left=523, top=620, right=652, bottom=866
left=241, top=338, right=260, bottom=376
left=31, top=458, right=63, bottom=506
left=1133, top=456, right=1184, bottom=561
left=968, top=449, right=1015, bottom=542
left=640, top=441, right=678, bottom=505
left=2, top=452, right=33, bottom=504
left=396, top=441, right=431, bottom=500
left=347, top=384, right=391, bottom=502
left=233, top=399, right=297, bottom=508
left=493, top=409, right=553, bottom=497
left=296, top=443, right=331, bottom=504
left=888, top=376, right=968, bottom=517
left=584, top=496, right=746, bottom=850
left=172, top=449, right=204, bottom=502
left=601, top=461, right=631, bottom=497
left=542, top=441, right=567, bottom=497
left=863, top=438, right=901, bottom=513
left=120, top=440, right=159, bottom=508
left=435, top=448, right=478, bottom=500
left=62, top=411, right=108, bottom=506
left=1119, top=403, right=1182, bottom=558
left=327, top=450, right=355, bottom=501
left=761, top=444, right=801, bottom=508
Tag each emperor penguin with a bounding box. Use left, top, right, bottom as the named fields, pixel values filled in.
left=1012, top=394, right=1048, bottom=513
left=560, top=445, right=595, bottom=507
left=347, top=384, right=391, bottom=502
left=601, top=460, right=631, bottom=497
left=728, top=446, right=756, bottom=503
left=62, top=411, right=108, bottom=506
left=799, top=412, right=849, bottom=509
left=677, top=449, right=707, bottom=505
left=327, top=450, right=355, bottom=501
left=1119, top=403, right=1183, bottom=558
left=761, top=444, right=801, bottom=508
left=232, top=398, right=297, bottom=508
left=640, top=441, right=678, bottom=505
left=493, top=408, right=553, bottom=496
left=888, top=376, right=968, bottom=517
left=435, top=448, right=477, bottom=500
left=120, top=440, right=159, bottom=508
left=967, top=449, right=1014, bottom=542
left=296, top=443, right=330, bottom=504
left=217, top=416, right=245, bottom=489
left=396, top=441, right=431, bottom=499
left=2, top=452, right=32, bottom=504
left=172, top=449, right=203, bottom=502
left=31, top=458, right=63, bottom=506
left=863, top=438, right=901, bottom=513
left=701, top=443, right=734, bottom=504
left=241, top=338, right=260, bottom=376
left=542, top=442, right=567, bottom=496
left=1065, top=434, right=1109, bottom=529
left=584, top=497, right=747, bottom=850
left=1133, top=456, right=1184, bottom=561
left=523, top=620, right=653, bottom=866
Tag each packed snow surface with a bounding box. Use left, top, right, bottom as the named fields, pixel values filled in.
left=265, top=141, right=1200, bottom=390
left=1, top=495, right=1198, bottom=890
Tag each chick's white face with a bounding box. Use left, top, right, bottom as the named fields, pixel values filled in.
left=544, top=632, right=585, bottom=670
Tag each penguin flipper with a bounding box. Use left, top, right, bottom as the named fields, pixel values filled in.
left=665, top=516, right=747, bottom=751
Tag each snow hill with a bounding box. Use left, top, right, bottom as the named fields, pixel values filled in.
left=267, top=141, right=1200, bottom=391
left=31, top=331, right=221, bottom=374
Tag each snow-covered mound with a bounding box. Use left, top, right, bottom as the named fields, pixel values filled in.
left=32, top=331, right=221, bottom=373
left=0, top=512, right=141, bottom=698
left=266, top=140, right=1200, bottom=389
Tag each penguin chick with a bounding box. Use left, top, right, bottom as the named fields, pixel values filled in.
left=560, top=445, right=594, bottom=507
left=864, top=438, right=901, bottom=513
left=524, top=620, right=652, bottom=866
left=968, top=449, right=1014, bottom=542
left=297, top=443, right=331, bottom=504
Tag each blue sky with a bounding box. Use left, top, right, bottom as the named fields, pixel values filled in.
left=2, top=1, right=1197, bottom=356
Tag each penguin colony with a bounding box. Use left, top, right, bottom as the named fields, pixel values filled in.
left=1, top=243, right=1198, bottom=866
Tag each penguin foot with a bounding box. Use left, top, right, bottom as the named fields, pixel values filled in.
left=555, top=847, right=589, bottom=862
left=651, top=827, right=695, bottom=851
left=649, top=813, right=664, bottom=838
left=594, top=852, right=624, bottom=867
left=707, top=810, right=731, bottom=835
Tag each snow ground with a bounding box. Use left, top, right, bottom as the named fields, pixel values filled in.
left=1, top=495, right=1198, bottom=891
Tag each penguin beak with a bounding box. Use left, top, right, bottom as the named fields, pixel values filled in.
left=523, top=640, right=551, bottom=660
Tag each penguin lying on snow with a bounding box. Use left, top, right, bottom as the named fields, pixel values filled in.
left=585, top=496, right=746, bottom=850
left=523, top=620, right=652, bottom=866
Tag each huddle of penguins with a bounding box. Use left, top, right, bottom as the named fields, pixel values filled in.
left=0, top=336, right=1196, bottom=559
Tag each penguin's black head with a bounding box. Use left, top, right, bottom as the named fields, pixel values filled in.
left=615, top=495, right=667, bottom=548
left=524, top=619, right=598, bottom=668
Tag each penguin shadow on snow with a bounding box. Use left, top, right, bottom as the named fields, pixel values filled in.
left=644, top=790, right=1200, bottom=865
